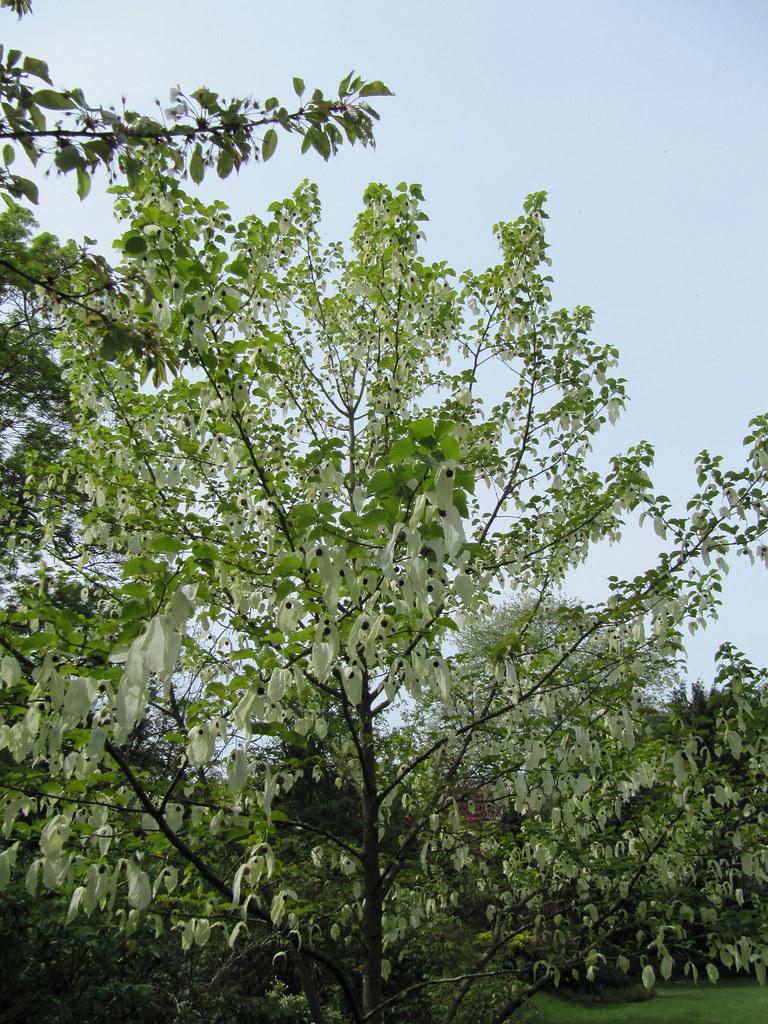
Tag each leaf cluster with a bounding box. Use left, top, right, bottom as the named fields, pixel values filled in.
left=0, top=43, right=390, bottom=207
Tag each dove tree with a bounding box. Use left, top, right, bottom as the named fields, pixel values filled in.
left=1, top=168, right=768, bottom=1024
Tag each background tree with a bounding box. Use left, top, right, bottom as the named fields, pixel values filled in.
left=1, top=171, right=768, bottom=1024
left=405, top=604, right=766, bottom=1017
left=0, top=203, right=80, bottom=598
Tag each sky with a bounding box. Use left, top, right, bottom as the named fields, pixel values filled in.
left=4, top=0, right=767, bottom=684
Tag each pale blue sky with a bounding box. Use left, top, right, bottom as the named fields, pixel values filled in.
left=5, top=0, right=767, bottom=683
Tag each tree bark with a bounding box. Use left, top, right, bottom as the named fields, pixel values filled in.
left=295, top=953, right=327, bottom=1024
left=360, top=692, right=384, bottom=1024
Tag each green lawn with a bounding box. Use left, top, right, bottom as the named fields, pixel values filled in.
left=527, top=981, right=768, bottom=1024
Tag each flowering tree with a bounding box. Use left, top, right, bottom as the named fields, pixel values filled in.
left=1, top=170, right=768, bottom=1023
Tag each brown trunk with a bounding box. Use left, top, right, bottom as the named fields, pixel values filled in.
left=295, top=953, right=327, bottom=1024
left=360, top=695, right=383, bottom=1023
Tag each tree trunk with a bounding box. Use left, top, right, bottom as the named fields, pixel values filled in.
left=360, top=694, right=384, bottom=1023
left=295, top=953, right=327, bottom=1024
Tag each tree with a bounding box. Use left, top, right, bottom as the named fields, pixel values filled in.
left=407, top=605, right=763, bottom=1016
left=433, top=595, right=678, bottom=732
left=1, top=172, right=768, bottom=1024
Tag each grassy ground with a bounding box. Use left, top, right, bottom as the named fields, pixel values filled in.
left=526, top=981, right=768, bottom=1024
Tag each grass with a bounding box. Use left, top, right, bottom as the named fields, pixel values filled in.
left=525, top=980, right=768, bottom=1024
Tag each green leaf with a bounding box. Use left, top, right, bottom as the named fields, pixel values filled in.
left=100, top=326, right=127, bottom=360
left=338, top=71, right=355, bottom=97
left=408, top=417, right=435, bottom=440
left=455, top=468, right=475, bottom=493
left=369, top=469, right=399, bottom=496
left=22, top=55, right=51, bottom=83
left=389, top=438, right=415, bottom=463
left=191, top=541, right=219, bottom=562
left=359, top=80, right=392, bottom=97
left=76, top=166, right=91, bottom=200
left=216, top=148, right=234, bottom=179
left=275, top=577, right=296, bottom=601
left=54, top=144, right=81, bottom=173
left=292, top=77, right=305, bottom=98
left=262, top=128, right=278, bottom=162
left=32, top=88, right=78, bottom=110
left=122, top=556, right=164, bottom=579
left=273, top=555, right=303, bottom=575
left=191, top=87, right=219, bottom=111
left=10, top=175, right=38, bottom=204
left=250, top=721, right=308, bottom=749
left=149, top=536, right=184, bottom=556
left=124, top=156, right=142, bottom=186
left=123, top=234, right=148, bottom=256
left=440, top=435, right=461, bottom=460
left=2, top=144, right=13, bottom=166
left=100, top=325, right=143, bottom=360
left=189, top=144, right=204, bottom=184
left=311, top=129, right=331, bottom=160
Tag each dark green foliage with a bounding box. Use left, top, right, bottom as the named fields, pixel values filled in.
left=0, top=879, right=327, bottom=1023
left=0, top=205, right=76, bottom=599
left=555, top=962, right=656, bottom=1005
